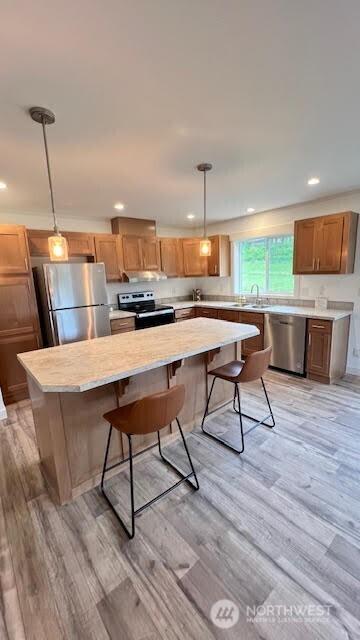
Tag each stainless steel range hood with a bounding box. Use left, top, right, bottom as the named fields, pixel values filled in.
left=123, top=270, right=167, bottom=283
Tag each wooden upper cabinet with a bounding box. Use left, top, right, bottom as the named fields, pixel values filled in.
left=293, top=219, right=317, bottom=273
left=122, top=235, right=160, bottom=271
left=182, top=238, right=207, bottom=277
left=64, top=232, right=95, bottom=256
left=122, top=236, right=143, bottom=271
left=318, top=215, right=344, bottom=272
left=293, top=212, right=358, bottom=275
left=0, top=225, right=29, bottom=275
left=27, top=229, right=95, bottom=257
left=142, top=237, right=160, bottom=270
left=160, top=238, right=184, bottom=277
left=94, top=234, right=123, bottom=281
left=207, top=235, right=230, bottom=277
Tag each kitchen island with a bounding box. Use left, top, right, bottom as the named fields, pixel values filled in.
left=18, top=318, right=259, bottom=504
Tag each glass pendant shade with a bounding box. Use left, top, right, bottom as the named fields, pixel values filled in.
left=48, top=233, right=69, bottom=261
left=200, top=238, right=211, bottom=257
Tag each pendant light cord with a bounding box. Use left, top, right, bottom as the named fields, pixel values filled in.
left=41, top=116, right=58, bottom=233
left=203, top=169, right=207, bottom=238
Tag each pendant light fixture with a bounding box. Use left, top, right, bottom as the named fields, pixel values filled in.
left=196, top=162, right=212, bottom=257
left=30, top=106, right=68, bottom=262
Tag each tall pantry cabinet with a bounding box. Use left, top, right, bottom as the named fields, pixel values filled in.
left=0, top=225, right=41, bottom=404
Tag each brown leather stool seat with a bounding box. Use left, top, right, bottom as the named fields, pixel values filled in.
left=101, top=384, right=199, bottom=539
left=103, top=385, right=186, bottom=435
left=201, top=346, right=275, bottom=454
left=208, top=360, right=244, bottom=382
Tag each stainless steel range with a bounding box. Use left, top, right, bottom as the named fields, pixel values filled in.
left=118, top=291, right=175, bottom=330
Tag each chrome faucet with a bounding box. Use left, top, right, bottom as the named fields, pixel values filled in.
left=251, top=283, right=260, bottom=306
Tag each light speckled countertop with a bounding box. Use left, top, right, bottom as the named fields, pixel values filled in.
left=170, top=300, right=351, bottom=321
left=18, top=318, right=259, bottom=393
left=109, top=301, right=351, bottom=321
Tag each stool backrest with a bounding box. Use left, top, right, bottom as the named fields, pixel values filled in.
left=239, top=346, right=272, bottom=383
left=128, top=384, right=185, bottom=434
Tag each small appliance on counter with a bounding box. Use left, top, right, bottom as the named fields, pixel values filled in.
left=192, top=288, right=202, bottom=301
left=118, top=291, right=175, bottom=330
left=34, top=262, right=111, bottom=346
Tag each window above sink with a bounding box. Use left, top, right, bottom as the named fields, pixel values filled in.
left=234, top=234, right=295, bottom=296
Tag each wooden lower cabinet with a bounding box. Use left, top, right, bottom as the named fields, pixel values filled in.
left=0, top=332, right=40, bottom=404
left=110, top=317, right=135, bottom=334
left=196, top=307, right=219, bottom=319
left=175, top=308, right=195, bottom=322
left=306, top=317, right=349, bottom=383
left=218, top=309, right=240, bottom=322
left=239, top=311, right=264, bottom=356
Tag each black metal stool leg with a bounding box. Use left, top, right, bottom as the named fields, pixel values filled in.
left=235, top=383, right=245, bottom=453
left=238, top=377, right=275, bottom=434
left=100, top=427, right=135, bottom=539
left=261, top=377, right=275, bottom=428
left=201, top=377, right=216, bottom=433
left=201, top=377, right=245, bottom=454
left=158, top=420, right=199, bottom=490
left=101, top=422, right=199, bottom=539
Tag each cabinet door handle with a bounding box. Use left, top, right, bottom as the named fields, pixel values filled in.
left=312, top=258, right=315, bottom=270
left=317, top=258, right=320, bottom=270
left=308, top=334, right=312, bottom=347
left=312, top=324, right=325, bottom=329
left=24, top=256, right=28, bottom=271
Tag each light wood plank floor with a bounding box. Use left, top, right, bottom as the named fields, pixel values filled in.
left=1, top=370, right=360, bottom=639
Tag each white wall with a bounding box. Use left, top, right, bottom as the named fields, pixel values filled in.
left=201, top=190, right=360, bottom=373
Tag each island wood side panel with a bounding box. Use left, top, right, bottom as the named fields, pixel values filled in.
left=27, top=345, right=237, bottom=505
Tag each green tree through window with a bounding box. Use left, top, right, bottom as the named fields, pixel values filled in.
left=238, top=235, right=294, bottom=294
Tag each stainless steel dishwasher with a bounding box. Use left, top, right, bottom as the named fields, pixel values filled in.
left=264, top=313, right=307, bottom=375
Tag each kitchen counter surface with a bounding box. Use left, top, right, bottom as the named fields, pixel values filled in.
left=171, top=300, right=351, bottom=321
left=18, top=318, right=259, bottom=393
left=109, top=309, right=136, bottom=319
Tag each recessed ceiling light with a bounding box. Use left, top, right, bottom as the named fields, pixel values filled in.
left=187, top=213, right=195, bottom=219
left=307, top=177, right=320, bottom=185
left=0, top=181, right=7, bottom=190
left=114, top=202, right=125, bottom=210
left=247, top=207, right=255, bottom=213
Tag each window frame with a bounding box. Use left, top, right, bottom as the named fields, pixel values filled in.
left=233, top=233, right=298, bottom=297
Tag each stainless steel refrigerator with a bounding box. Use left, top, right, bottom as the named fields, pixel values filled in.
left=34, top=263, right=111, bottom=346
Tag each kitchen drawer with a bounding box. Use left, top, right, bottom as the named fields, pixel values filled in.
left=308, top=319, right=332, bottom=334
left=175, top=307, right=195, bottom=322
left=218, top=309, right=240, bottom=323
left=175, top=308, right=195, bottom=321
left=110, top=317, right=135, bottom=333
left=196, top=307, right=219, bottom=319
left=239, top=311, right=264, bottom=325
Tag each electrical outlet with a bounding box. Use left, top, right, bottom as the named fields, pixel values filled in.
left=353, top=348, right=360, bottom=358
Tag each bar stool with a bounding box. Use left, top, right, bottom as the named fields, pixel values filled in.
left=201, top=346, right=275, bottom=454
left=101, top=384, right=199, bottom=539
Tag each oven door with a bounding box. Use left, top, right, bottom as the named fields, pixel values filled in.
left=136, top=309, right=175, bottom=330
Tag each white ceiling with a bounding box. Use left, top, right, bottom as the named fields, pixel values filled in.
left=1, top=0, right=360, bottom=226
